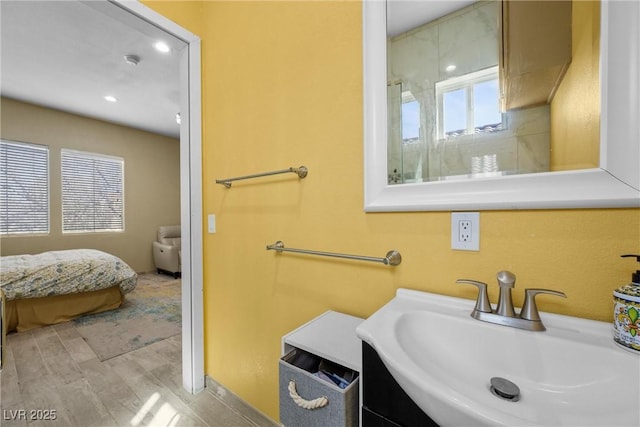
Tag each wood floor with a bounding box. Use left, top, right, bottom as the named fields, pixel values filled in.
left=1, top=323, right=276, bottom=427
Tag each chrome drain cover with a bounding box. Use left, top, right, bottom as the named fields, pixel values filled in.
left=490, top=377, right=520, bottom=402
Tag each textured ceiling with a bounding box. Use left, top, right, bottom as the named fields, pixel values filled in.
left=387, top=0, right=476, bottom=37
left=1, top=1, right=185, bottom=138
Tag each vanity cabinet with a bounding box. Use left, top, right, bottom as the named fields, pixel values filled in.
left=361, top=342, right=438, bottom=427
left=280, top=311, right=363, bottom=427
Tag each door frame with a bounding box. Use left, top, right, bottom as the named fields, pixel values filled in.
left=112, top=0, right=204, bottom=393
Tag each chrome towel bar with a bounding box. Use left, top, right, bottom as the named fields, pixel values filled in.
left=266, top=241, right=402, bottom=266
left=216, top=166, right=308, bottom=188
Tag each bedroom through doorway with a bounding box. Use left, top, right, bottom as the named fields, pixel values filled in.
left=0, top=0, right=203, bottom=393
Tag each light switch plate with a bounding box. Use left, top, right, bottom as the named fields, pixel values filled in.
left=451, top=212, right=479, bottom=251
left=208, top=214, right=216, bottom=233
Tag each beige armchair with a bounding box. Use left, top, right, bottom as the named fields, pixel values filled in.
left=152, top=225, right=181, bottom=278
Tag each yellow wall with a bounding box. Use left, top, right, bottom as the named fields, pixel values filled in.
left=0, top=98, right=181, bottom=272
left=550, top=0, right=600, bottom=170
left=145, top=0, right=639, bottom=421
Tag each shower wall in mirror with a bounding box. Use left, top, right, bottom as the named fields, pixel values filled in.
left=387, top=1, right=600, bottom=185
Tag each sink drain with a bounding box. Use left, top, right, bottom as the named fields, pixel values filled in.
left=490, top=377, right=520, bottom=402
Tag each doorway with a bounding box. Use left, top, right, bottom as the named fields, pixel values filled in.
left=113, top=0, right=204, bottom=394
left=0, top=0, right=203, bottom=393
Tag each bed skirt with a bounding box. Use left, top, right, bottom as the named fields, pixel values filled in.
left=5, top=286, right=123, bottom=333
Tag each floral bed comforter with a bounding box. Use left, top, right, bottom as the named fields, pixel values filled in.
left=0, top=249, right=137, bottom=301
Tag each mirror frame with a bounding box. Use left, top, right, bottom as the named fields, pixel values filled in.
left=364, top=0, right=640, bottom=211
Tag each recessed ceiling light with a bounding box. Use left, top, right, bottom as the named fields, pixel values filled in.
left=175, top=113, right=181, bottom=125
left=104, top=95, right=118, bottom=102
left=154, top=41, right=170, bottom=53
left=446, top=64, right=457, bottom=72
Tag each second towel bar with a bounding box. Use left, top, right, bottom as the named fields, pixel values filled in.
left=266, top=241, right=402, bottom=266
left=216, top=166, right=308, bottom=188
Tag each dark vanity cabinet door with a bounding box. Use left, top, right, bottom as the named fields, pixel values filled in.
left=361, top=342, right=439, bottom=427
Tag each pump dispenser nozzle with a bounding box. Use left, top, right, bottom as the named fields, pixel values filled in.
left=621, top=254, right=640, bottom=284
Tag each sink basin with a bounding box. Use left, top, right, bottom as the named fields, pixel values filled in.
left=356, top=289, right=640, bottom=426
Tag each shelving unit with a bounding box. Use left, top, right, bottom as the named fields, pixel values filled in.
left=280, top=311, right=363, bottom=427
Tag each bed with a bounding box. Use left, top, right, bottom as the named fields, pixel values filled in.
left=0, top=249, right=137, bottom=332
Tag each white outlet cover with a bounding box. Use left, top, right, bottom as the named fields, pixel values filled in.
left=451, top=212, right=479, bottom=251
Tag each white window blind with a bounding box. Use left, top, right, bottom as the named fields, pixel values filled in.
left=61, top=149, right=124, bottom=233
left=0, top=140, right=49, bottom=235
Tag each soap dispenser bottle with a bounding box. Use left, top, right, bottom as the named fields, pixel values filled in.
left=613, top=254, right=640, bottom=352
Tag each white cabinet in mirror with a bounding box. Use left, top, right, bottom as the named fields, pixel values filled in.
left=363, top=0, right=639, bottom=211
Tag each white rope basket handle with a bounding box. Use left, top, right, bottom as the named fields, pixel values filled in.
left=288, top=380, right=328, bottom=410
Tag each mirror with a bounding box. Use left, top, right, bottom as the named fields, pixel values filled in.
left=364, top=0, right=639, bottom=211
left=387, top=0, right=596, bottom=184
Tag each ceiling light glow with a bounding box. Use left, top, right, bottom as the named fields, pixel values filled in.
left=446, top=64, right=457, bottom=72
left=175, top=113, right=181, bottom=125
left=104, top=95, right=118, bottom=102
left=154, top=41, right=170, bottom=53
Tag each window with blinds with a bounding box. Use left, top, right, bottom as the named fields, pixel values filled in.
left=61, top=149, right=124, bottom=233
left=0, top=140, right=50, bottom=235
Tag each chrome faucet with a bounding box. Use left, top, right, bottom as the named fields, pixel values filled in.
left=456, top=271, right=566, bottom=331
left=495, top=270, right=516, bottom=317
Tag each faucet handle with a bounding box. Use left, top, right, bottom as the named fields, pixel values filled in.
left=456, top=279, right=492, bottom=313
left=520, top=288, right=567, bottom=321
left=496, top=270, right=516, bottom=288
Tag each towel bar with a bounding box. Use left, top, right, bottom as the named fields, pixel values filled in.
left=266, top=241, right=402, bottom=266
left=216, top=166, right=308, bottom=188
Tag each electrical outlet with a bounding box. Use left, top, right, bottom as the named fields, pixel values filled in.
left=452, top=212, right=479, bottom=251
left=458, top=220, right=472, bottom=242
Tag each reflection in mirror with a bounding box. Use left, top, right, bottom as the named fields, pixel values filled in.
left=364, top=0, right=639, bottom=211
left=386, top=0, right=600, bottom=185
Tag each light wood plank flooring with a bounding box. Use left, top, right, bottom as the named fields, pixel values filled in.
left=1, top=323, right=276, bottom=427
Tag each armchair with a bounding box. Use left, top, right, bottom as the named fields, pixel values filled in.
left=152, top=225, right=181, bottom=278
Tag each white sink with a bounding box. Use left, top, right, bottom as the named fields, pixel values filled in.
left=356, top=289, right=640, bottom=426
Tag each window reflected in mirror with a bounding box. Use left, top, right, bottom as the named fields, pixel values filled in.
left=386, top=0, right=600, bottom=185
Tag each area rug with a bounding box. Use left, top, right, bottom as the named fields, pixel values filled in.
left=73, top=274, right=181, bottom=361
